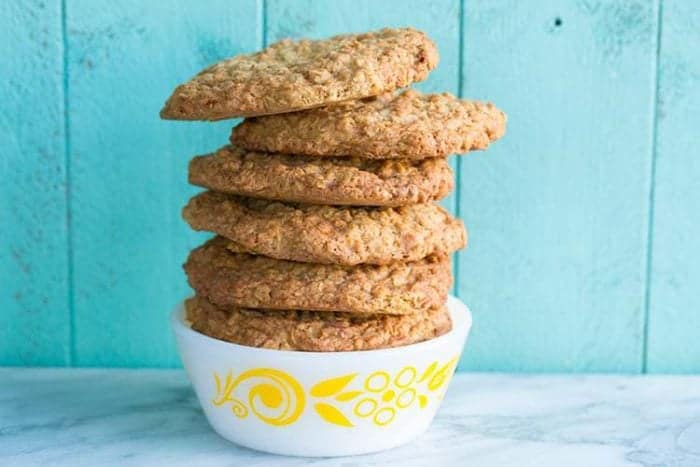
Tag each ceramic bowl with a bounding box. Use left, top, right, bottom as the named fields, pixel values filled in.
left=171, top=295, right=472, bottom=457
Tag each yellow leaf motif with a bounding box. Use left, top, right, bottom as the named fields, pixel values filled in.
left=310, top=373, right=357, bottom=397
left=212, top=371, right=235, bottom=406
left=418, top=362, right=438, bottom=383
left=314, top=403, right=354, bottom=427
left=214, top=372, right=222, bottom=395
left=428, top=357, right=458, bottom=391
left=335, top=390, right=363, bottom=402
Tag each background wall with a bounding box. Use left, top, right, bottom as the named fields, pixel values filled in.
left=1, top=0, right=698, bottom=373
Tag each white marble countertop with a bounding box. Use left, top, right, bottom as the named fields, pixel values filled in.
left=2, top=369, right=699, bottom=467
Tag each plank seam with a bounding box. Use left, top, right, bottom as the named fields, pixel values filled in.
left=457, top=0, right=465, bottom=99
left=455, top=0, right=466, bottom=297
left=642, top=0, right=664, bottom=374
left=262, top=0, right=268, bottom=47
left=60, top=0, right=75, bottom=367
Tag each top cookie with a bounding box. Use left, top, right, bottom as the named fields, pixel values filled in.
left=160, top=28, right=438, bottom=120
left=231, top=89, right=507, bottom=159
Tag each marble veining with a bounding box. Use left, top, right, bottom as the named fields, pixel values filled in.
left=1, top=369, right=699, bottom=466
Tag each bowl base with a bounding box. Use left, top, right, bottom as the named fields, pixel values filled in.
left=209, top=419, right=432, bottom=457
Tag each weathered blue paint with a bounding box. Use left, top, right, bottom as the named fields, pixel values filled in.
left=65, top=0, right=261, bottom=366
left=0, top=0, right=70, bottom=365
left=0, top=0, right=697, bottom=372
left=457, top=0, right=660, bottom=372
left=646, top=0, right=700, bottom=373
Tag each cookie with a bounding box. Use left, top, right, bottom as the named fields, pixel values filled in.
left=182, top=191, right=466, bottom=266
left=184, top=237, right=452, bottom=315
left=185, top=296, right=452, bottom=352
left=189, top=145, right=453, bottom=206
left=231, top=89, right=506, bottom=159
left=161, top=28, right=438, bottom=120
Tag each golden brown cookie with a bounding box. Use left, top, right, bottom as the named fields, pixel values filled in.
left=231, top=89, right=506, bottom=159
left=161, top=28, right=438, bottom=120
left=185, top=296, right=452, bottom=352
left=184, top=237, right=452, bottom=315
left=182, top=191, right=466, bottom=266
left=189, top=145, right=453, bottom=206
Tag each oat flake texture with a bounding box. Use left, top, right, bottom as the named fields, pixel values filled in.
left=182, top=191, right=467, bottom=266
left=160, top=28, right=438, bottom=120
left=231, top=89, right=506, bottom=159
left=183, top=237, right=452, bottom=315
left=185, top=296, right=452, bottom=352
left=188, top=145, right=454, bottom=206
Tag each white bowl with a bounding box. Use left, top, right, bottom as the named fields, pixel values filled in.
left=171, top=296, right=472, bottom=457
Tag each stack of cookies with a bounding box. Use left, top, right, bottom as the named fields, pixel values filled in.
left=161, top=28, right=505, bottom=352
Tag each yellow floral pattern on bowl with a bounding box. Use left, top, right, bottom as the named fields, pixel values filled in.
left=212, top=356, right=458, bottom=428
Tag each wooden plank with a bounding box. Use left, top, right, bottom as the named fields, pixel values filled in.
left=646, top=0, right=700, bottom=373
left=67, top=0, right=262, bottom=366
left=0, top=1, right=70, bottom=365
left=266, top=0, right=461, bottom=217
left=458, top=0, right=659, bottom=371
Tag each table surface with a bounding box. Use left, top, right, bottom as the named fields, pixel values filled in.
left=2, top=369, right=699, bottom=467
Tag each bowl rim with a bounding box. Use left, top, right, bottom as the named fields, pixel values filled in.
left=171, top=295, right=471, bottom=357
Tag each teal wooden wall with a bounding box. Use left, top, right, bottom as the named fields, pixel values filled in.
left=1, top=0, right=698, bottom=372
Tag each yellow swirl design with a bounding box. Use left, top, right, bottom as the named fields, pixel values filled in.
left=211, top=356, right=459, bottom=428
left=241, top=369, right=306, bottom=426
left=230, top=399, right=248, bottom=418
left=212, top=369, right=305, bottom=426
left=212, top=371, right=248, bottom=419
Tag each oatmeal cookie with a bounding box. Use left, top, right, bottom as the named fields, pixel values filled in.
left=185, top=296, right=452, bottom=351
left=231, top=89, right=506, bottom=159
left=161, top=28, right=438, bottom=120
left=189, top=145, right=453, bottom=206
left=184, top=237, right=452, bottom=315
left=182, top=191, right=466, bottom=265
